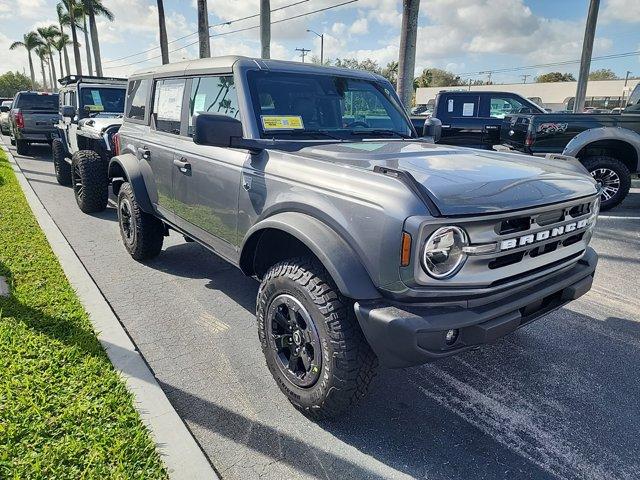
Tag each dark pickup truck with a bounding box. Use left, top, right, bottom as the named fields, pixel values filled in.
left=411, top=90, right=544, bottom=149
left=9, top=91, right=60, bottom=155
left=499, top=110, right=640, bottom=210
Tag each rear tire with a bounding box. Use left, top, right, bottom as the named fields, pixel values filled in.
left=257, top=257, right=378, bottom=419
left=582, top=156, right=631, bottom=211
left=117, top=182, right=164, bottom=260
left=52, top=139, right=71, bottom=186
left=15, top=139, right=29, bottom=155
left=71, top=150, right=109, bottom=213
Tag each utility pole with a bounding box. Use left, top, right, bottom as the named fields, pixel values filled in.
left=574, top=0, right=600, bottom=113
left=295, top=48, right=310, bottom=63
left=197, top=0, right=211, bottom=58
left=260, top=0, right=271, bottom=59
left=521, top=74, right=531, bottom=84
left=397, top=0, right=420, bottom=111
left=157, top=0, right=169, bottom=64
left=621, top=70, right=632, bottom=107
left=307, top=29, right=324, bottom=64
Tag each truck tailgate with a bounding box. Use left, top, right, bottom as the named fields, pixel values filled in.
left=500, top=114, right=533, bottom=148
left=22, top=111, right=59, bottom=132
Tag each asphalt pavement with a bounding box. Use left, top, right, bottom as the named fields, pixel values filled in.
left=6, top=137, right=640, bottom=480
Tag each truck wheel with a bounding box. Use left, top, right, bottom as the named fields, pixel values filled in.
left=582, top=156, right=631, bottom=211
left=117, top=182, right=164, bottom=260
left=257, top=257, right=378, bottom=419
left=71, top=150, right=109, bottom=213
left=52, top=139, right=71, bottom=186
left=15, top=139, right=29, bottom=156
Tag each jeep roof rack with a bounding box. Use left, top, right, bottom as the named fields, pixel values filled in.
left=58, top=75, right=127, bottom=86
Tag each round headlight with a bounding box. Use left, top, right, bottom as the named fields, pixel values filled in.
left=422, top=226, right=468, bottom=279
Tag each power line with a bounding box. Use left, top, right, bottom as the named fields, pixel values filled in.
left=103, top=0, right=311, bottom=65
left=104, top=0, right=357, bottom=71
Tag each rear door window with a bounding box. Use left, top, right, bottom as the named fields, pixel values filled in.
left=188, top=75, right=239, bottom=136
left=152, top=78, right=186, bottom=135
left=125, top=79, right=150, bottom=121
left=445, top=95, right=479, bottom=118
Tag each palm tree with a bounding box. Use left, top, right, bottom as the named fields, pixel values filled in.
left=77, top=5, right=94, bottom=75
left=57, top=2, right=77, bottom=76
left=157, top=0, right=169, bottom=64
left=81, top=0, right=113, bottom=76
left=37, top=26, right=61, bottom=91
left=53, top=34, right=72, bottom=79
left=197, top=0, right=210, bottom=58
left=397, top=0, right=420, bottom=111
left=63, top=0, right=83, bottom=75
left=34, top=45, right=50, bottom=91
left=260, top=0, right=270, bottom=59
left=9, top=31, right=43, bottom=89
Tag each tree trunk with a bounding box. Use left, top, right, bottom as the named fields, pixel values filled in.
left=27, top=51, right=36, bottom=89
left=58, top=52, right=64, bottom=81
left=40, top=57, right=48, bottom=91
left=157, top=0, right=169, bottom=64
left=197, top=0, right=210, bottom=58
left=83, top=15, right=93, bottom=75
left=260, top=0, right=271, bottom=59
left=49, top=51, right=58, bottom=91
left=59, top=22, right=71, bottom=76
left=88, top=10, right=103, bottom=76
left=69, top=4, right=83, bottom=75
left=396, top=0, right=420, bottom=111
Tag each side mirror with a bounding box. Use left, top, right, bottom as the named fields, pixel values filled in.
left=193, top=113, right=243, bottom=148
left=0, top=106, right=9, bottom=113
left=61, top=105, right=75, bottom=119
left=423, top=117, right=442, bottom=143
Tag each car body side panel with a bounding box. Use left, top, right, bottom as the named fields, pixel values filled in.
left=563, top=126, right=640, bottom=172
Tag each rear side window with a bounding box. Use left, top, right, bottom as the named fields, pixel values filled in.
left=152, top=78, right=186, bottom=135
left=125, top=79, right=150, bottom=120
left=188, top=75, right=239, bottom=135
left=443, top=95, right=479, bottom=118
left=15, top=93, right=59, bottom=111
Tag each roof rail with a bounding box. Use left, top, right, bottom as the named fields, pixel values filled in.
left=58, top=75, right=127, bottom=86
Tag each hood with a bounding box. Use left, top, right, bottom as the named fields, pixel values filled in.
left=79, top=115, right=123, bottom=133
left=294, top=141, right=598, bottom=216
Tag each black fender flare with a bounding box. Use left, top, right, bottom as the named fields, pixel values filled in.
left=563, top=126, right=640, bottom=172
left=108, top=154, right=154, bottom=213
left=240, top=212, right=381, bottom=300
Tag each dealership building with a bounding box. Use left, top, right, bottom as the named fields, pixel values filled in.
left=415, top=78, right=640, bottom=112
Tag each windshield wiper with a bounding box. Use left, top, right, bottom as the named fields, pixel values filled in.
left=349, top=130, right=412, bottom=139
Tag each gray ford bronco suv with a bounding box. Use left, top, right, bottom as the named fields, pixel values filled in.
left=53, top=75, right=127, bottom=212
left=109, top=57, right=600, bottom=418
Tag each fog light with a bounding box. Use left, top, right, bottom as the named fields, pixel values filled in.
left=445, top=329, right=459, bottom=345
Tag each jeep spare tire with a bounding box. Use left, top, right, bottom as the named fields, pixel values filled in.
left=52, top=139, right=71, bottom=186
left=71, top=150, right=109, bottom=213
left=257, top=257, right=378, bottom=419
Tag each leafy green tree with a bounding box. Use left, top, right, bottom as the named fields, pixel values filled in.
left=81, top=0, right=114, bottom=76
left=9, top=31, right=43, bottom=89
left=382, top=61, right=398, bottom=87
left=535, top=72, right=576, bottom=83
left=0, top=71, right=38, bottom=97
left=332, top=58, right=381, bottom=74
left=37, top=26, right=61, bottom=91
left=414, top=68, right=462, bottom=88
left=588, top=68, right=618, bottom=81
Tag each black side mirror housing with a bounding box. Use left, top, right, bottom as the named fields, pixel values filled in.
left=423, top=117, right=442, bottom=143
left=193, top=113, right=243, bottom=148
left=0, top=105, right=9, bottom=113
left=61, top=105, right=75, bottom=118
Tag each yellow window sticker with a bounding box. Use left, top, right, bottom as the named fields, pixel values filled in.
left=261, top=115, right=304, bottom=130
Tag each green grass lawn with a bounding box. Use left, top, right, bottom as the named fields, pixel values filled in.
left=0, top=150, right=167, bottom=479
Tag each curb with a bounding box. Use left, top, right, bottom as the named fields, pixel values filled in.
left=2, top=143, right=218, bottom=480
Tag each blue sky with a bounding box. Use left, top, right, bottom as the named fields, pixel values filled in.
left=1, top=0, right=638, bottom=84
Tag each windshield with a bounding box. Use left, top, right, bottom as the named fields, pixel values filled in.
left=1, top=100, right=12, bottom=108
left=247, top=70, right=414, bottom=139
left=79, top=87, right=126, bottom=115
left=16, top=93, right=58, bottom=111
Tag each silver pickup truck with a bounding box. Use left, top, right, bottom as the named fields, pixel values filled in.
left=108, top=56, right=600, bottom=418
left=9, top=91, right=59, bottom=155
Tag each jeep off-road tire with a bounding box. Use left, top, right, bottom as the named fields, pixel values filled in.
left=52, top=139, right=71, bottom=186
left=582, top=155, right=631, bottom=211
left=71, top=150, right=109, bottom=213
left=257, top=257, right=378, bottom=419
left=15, top=139, right=29, bottom=155
left=117, top=182, right=164, bottom=260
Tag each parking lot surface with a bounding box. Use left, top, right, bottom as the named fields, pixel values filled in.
left=6, top=137, right=640, bottom=480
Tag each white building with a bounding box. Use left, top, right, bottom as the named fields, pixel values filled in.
left=415, top=79, right=640, bottom=112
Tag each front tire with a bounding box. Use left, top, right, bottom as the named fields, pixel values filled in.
left=15, top=139, right=29, bottom=155
left=117, top=182, right=164, bottom=260
left=582, top=156, right=631, bottom=211
left=52, top=139, right=71, bottom=186
left=257, top=257, right=378, bottom=419
left=71, top=150, right=109, bottom=213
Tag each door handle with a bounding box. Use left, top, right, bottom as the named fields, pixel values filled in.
left=173, top=157, right=191, bottom=174
left=138, top=147, right=150, bottom=160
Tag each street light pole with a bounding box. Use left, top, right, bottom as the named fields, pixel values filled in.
left=306, top=29, right=324, bottom=64
left=574, top=0, right=600, bottom=113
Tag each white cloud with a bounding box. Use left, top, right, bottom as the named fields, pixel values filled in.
left=602, top=0, right=640, bottom=23
left=349, top=18, right=368, bottom=35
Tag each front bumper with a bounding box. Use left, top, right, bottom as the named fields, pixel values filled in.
left=354, top=247, right=597, bottom=368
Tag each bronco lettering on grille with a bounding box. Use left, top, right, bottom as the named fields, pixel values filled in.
left=499, top=218, right=591, bottom=251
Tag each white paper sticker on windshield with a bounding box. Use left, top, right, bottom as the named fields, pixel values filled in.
left=447, top=99, right=454, bottom=112
left=193, top=93, right=207, bottom=114
left=462, top=102, right=475, bottom=116
left=157, top=82, right=184, bottom=121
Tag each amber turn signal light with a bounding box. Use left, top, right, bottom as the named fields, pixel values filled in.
left=401, top=232, right=412, bottom=267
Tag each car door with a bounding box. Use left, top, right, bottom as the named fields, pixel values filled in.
left=170, top=74, right=245, bottom=262
left=66, top=89, right=79, bottom=152
left=438, top=94, right=483, bottom=148
left=480, top=94, right=530, bottom=148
